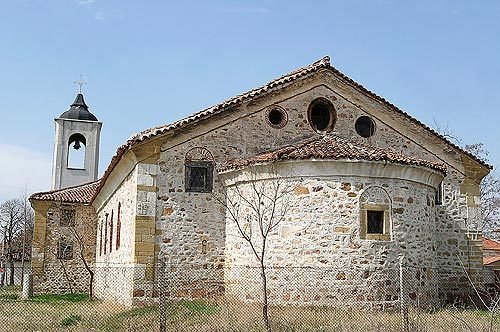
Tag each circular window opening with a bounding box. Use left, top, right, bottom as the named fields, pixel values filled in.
left=266, top=106, right=288, bottom=129
left=355, top=116, right=376, bottom=138
left=308, top=98, right=336, bottom=132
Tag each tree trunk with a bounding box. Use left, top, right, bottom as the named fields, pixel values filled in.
left=8, top=253, right=14, bottom=286
left=88, top=270, right=94, bottom=299
left=260, top=262, right=271, bottom=332
left=58, top=259, right=74, bottom=294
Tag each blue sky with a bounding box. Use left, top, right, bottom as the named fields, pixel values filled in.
left=0, top=0, right=499, bottom=200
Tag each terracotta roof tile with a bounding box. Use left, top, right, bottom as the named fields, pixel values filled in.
left=30, top=180, right=100, bottom=204
left=484, top=256, right=500, bottom=266
left=484, top=238, right=500, bottom=251
left=92, top=56, right=489, bottom=202
left=219, top=134, right=448, bottom=174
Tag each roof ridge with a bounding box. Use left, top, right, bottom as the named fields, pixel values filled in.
left=220, top=134, right=448, bottom=174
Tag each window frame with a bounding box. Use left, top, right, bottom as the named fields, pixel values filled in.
left=185, top=161, right=214, bottom=193
left=360, top=204, right=391, bottom=241
left=307, top=97, right=337, bottom=133
left=60, top=208, right=76, bottom=227
left=57, top=238, right=74, bottom=260
left=435, top=181, right=444, bottom=206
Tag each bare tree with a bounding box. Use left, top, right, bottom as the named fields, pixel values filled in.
left=215, top=168, right=296, bottom=332
left=0, top=199, right=24, bottom=285
left=432, top=118, right=462, bottom=146
left=464, top=143, right=500, bottom=237
left=48, top=202, right=96, bottom=298
left=431, top=120, right=499, bottom=237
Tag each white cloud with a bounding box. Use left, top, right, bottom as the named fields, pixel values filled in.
left=94, top=11, right=105, bottom=20
left=0, top=144, right=52, bottom=202
left=76, top=0, right=95, bottom=6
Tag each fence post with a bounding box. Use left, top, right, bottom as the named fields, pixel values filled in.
left=21, top=271, right=33, bottom=300
left=399, top=255, right=409, bottom=332
left=159, top=258, right=167, bottom=332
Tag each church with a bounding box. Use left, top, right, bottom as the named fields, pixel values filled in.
left=30, top=56, right=491, bottom=308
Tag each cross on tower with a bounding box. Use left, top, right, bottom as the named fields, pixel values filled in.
left=73, top=75, right=87, bottom=94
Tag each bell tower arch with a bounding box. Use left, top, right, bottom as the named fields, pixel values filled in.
left=51, top=93, right=102, bottom=189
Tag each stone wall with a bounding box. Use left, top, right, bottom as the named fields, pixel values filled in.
left=220, top=161, right=442, bottom=308
left=32, top=202, right=96, bottom=295
left=155, top=74, right=485, bottom=299
left=132, top=163, right=160, bottom=306
left=94, top=162, right=161, bottom=307
left=94, top=169, right=137, bottom=307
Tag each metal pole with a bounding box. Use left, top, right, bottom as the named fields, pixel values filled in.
left=399, top=255, right=409, bottom=332
left=20, top=187, right=28, bottom=287
left=159, top=258, right=167, bottom=332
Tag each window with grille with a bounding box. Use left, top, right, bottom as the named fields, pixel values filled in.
left=60, top=208, right=75, bottom=227
left=185, top=161, right=214, bottom=193
left=57, top=239, right=73, bottom=260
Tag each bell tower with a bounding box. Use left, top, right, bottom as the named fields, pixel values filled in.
left=51, top=93, right=102, bottom=189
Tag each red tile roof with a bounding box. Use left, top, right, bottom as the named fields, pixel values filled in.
left=91, top=56, right=490, bottom=202
left=30, top=180, right=100, bottom=204
left=219, top=134, right=448, bottom=174
left=484, top=238, right=500, bottom=251
left=484, top=256, right=500, bottom=266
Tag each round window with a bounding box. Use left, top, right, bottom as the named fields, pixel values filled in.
left=266, top=106, right=288, bottom=129
left=307, top=98, right=336, bottom=133
left=355, top=116, right=376, bottom=138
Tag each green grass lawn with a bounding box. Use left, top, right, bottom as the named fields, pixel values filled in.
left=0, top=287, right=499, bottom=332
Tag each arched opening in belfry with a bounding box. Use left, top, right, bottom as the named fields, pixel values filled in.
left=67, top=133, right=86, bottom=169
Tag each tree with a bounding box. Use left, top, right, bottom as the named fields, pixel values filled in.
left=0, top=199, right=25, bottom=285
left=432, top=120, right=500, bottom=236
left=464, top=143, right=500, bottom=237
left=215, top=168, right=295, bottom=332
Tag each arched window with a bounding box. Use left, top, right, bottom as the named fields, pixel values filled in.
left=104, top=213, right=108, bottom=255
left=99, top=221, right=103, bottom=256
left=359, top=186, right=391, bottom=241
left=67, top=133, right=86, bottom=169
left=109, top=210, right=114, bottom=253
left=116, top=202, right=121, bottom=250
left=185, top=147, right=215, bottom=193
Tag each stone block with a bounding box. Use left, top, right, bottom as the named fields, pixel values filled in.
left=294, top=186, right=309, bottom=195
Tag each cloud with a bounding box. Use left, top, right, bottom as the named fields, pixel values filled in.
left=0, top=144, right=52, bottom=201
left=72, top=0, right=106, bottom=20
left=94, top=11, right=105, bottom=20
left=76, top=0, right=95, bottom=6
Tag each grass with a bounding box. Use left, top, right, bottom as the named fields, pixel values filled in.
left=0, top=285, right=20, bottom=301
left=61, top=314, right=81, bottom=327
left=29, top=292, right=88, bottom=303
left=0, top=289, right=499, bottom=331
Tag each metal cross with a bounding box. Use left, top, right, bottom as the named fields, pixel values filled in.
left=73, top=75, right=87, bottom=94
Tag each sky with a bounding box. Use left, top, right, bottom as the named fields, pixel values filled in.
left=0, top=0, right=499, bottom=201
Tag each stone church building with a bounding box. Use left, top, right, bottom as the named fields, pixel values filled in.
left=30, top=57, right=491, bottom=308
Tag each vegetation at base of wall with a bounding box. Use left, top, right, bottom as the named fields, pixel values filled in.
left=29, top=293, right=88, bottom=303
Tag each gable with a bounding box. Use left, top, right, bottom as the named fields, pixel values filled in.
left=92, top=56, right=491, bottom=203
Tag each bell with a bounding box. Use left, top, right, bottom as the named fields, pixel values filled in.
left=73, top=140, right=81, bottom=150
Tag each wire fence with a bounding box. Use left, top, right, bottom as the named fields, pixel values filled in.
left=0, top=263, right=499, bottom=331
